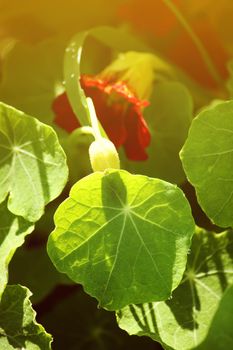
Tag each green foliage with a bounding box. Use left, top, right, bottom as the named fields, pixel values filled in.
left=47, top=169, right=195, bottom=311
left=117, top=228, right=233, bottom=350
left=197, top=284, right=233, bottom=350
left=0, top=285, right=52, bottom=349
left=0, top=39, right=65, bottom=125
left=0, top=202, right=34, bottom=297
left=0, top=102, right=68, bottom=222
left=122, top=81, right=193, bottom=183
left=180, top=101, right=233, bottom=228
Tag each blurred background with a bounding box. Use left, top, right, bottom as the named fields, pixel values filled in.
left=1, top=0, right=232, bottom=87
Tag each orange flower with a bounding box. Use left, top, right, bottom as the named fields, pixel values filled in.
left=53, top=75, right=151, bottom=161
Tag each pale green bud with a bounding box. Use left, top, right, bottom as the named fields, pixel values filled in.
left=89, top=137, right=120, bottom=172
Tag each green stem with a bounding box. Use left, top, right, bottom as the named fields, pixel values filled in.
left=162, top=0, right=223, bottom=86
left=86, top=98, right=102, bottom=140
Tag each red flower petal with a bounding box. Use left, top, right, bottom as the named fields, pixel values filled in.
left=52, top=75, right=151, bottom=161
left=81, top=75, right=149, bottom=108
left=52, top=92, right=80, bottom=132
left=124, top=106, right=150, bottom=161
left=82, top=82, right=127, bottom=148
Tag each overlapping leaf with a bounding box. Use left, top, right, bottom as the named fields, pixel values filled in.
left=0, top=284, right=52, bottom=349
left=197, top=283, right=233, bottom=350
left=0, top=201, right=34, bottom=297
left=48, top=169, right=195, bottom=310
left=180, top=100, right=233, bottom=227
left=117, top=228, right=233, bottom=350
left=0, top=102, right=68, bottom=222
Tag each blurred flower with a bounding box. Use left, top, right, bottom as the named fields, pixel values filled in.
left=118, top=0, right=230, bottom=89
left=53, top=52, right=154, bottom=161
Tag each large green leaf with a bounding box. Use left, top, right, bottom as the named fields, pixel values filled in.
left=0, top=39, right=65, bottom=125
left=197, top=284, right=233, bottom=350
left=117, top=228, right=233, bottom=350
left=47, top=169, right=195, bottom=311
left=180, top=100, right=233, bottom=228
left=0, top=201, right=34, bottom=297
left=0, top=284, right=52, bottom=349
left=0, top=102, right=68, bottom=222
left=121, top=81, right=193, bottom=183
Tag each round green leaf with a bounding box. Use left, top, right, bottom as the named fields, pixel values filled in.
left=117, top=228, right=233, bottom=350
left=180, top=101, right=233, bottom=227
left=0, top=102, right=68, bottom=222
left=47, top=169, right=194, bottom=311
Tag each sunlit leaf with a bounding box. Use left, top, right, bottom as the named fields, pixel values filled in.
left=0, top=284, right=52, bottom=349
left=48, top=169, right=194, bottom=310
left=0, top=201, right=34, bottom=297
left=0, top=102, right=68, bottom=222
left=197, top=283, right=233, bottom=350
left=180, top=100, right=233, bottom=227
left=117, top=228, right=233, bottom=350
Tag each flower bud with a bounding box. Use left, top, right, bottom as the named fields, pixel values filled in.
left=89, top=137, right=120, bottom=172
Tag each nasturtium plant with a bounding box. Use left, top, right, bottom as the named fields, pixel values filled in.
left=0, top=285, right=52, bottom=349
left=48, top=169, right=195, bottom=310
left=0, top=201, right=34, bottom=297
left=117, top=228, right=233, bottom=350
left=1, top=3, right=233, bottom=349
left=180, top=100, right=233, bottom=228
left=0, top=102, right=68, bottom=222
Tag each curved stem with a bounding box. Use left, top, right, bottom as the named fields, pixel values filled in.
left=86, top=98, right=102, bottom=140
left=162, top=0, right=223, bottom=86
